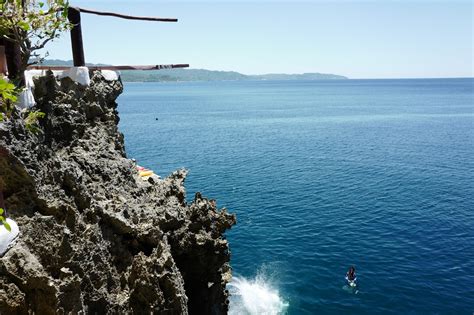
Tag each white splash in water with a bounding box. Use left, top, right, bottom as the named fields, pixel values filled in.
left=228, top=275, right=289, bottom=315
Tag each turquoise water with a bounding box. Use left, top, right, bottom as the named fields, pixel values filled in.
left=117, top=79, right=474, bottom=314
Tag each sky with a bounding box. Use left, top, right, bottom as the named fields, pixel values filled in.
left=43, top=0, right=473, bottom=78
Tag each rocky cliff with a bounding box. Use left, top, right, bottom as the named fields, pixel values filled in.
left=0, top=71, right=236, bottom=314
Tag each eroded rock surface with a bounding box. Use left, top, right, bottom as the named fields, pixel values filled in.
left=0, top=71, right=236, bottom=314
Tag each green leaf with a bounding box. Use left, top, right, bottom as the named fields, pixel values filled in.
left=0, top=208, right=3, bottom=215
left=39, top=2, right=44, bottom=8
left=62, top=4, right=69, bottom=19
left=3, top=221, right=11, bottom=232
left=0, top=79, right=15, bottom=91
left=0, top=77, right=18, bottom=103
left=0, top=216, right=4, bottom=221
left=18, top=21, right=30, bottom=31
left=24, top=110, right=45, bottom=134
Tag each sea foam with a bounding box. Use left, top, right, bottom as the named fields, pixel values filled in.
left=228, top=274, right=289, bottom=315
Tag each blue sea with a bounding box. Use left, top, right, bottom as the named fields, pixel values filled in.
left=117, top=78, right=474, bottom=314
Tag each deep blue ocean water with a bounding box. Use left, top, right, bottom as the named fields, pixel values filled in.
left=117, top=78, right=474, bottom=314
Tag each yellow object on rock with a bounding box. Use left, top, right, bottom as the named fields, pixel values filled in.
left=139, top=170, right=154, bottom=177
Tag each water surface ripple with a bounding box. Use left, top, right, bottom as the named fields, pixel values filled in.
left=118, top=79, right=474, bottom=314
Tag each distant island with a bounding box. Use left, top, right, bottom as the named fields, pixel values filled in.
left=38, top=59, right=349, bottom=82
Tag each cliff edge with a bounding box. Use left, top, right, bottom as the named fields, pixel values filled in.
left=0, top=71, right=236, bottom=314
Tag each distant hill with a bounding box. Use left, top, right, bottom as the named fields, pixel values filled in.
left=38, top=59, right=348, bottom=82
left=121, top=69, right=251, bottom=82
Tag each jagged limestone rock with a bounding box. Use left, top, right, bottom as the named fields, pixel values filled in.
left=0, top=71, right=236, bottom=314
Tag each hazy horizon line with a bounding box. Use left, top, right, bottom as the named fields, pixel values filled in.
left=40, top=59, right=473, bottom=80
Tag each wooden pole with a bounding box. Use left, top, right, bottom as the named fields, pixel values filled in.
left=0, top=46, right=8, bottom=76
left=0, top=37, right=22, bottom=82
left=0, top=191, right=4, bottom=211
left=0, top=147, right=6, bottom=214
left=68, top=7, right=86, bottom=67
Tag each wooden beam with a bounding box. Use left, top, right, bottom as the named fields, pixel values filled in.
left=27, top=64, right=190, bottom=71
left=90, top=64, right=190, bottom=70
left=77, top=7, right=178, bottom=22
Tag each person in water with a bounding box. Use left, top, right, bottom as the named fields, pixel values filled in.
left=346, top=266, right=356, bottom=282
